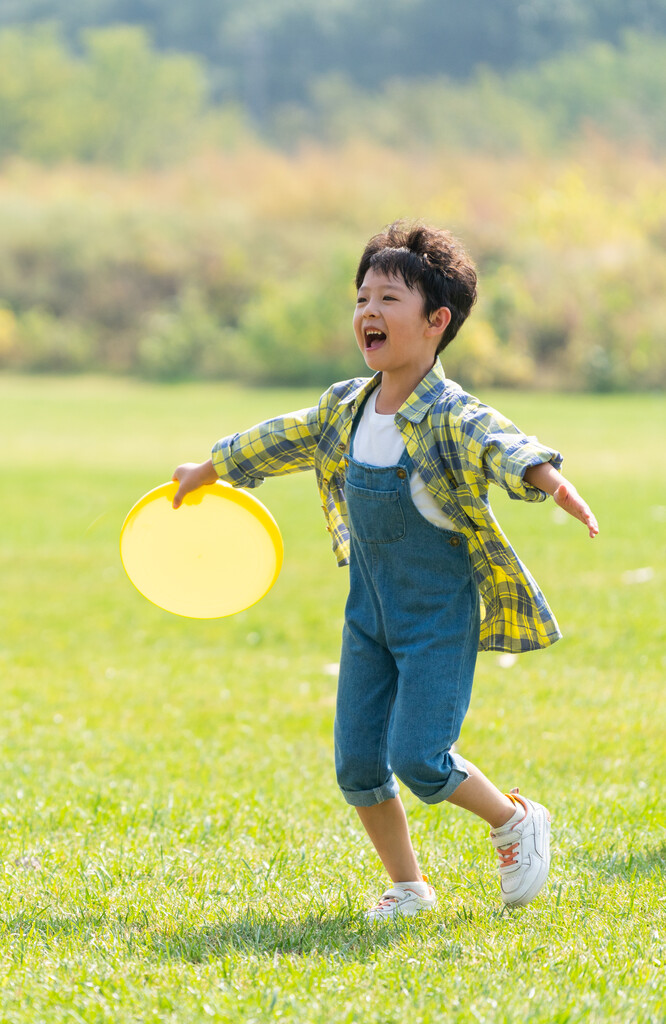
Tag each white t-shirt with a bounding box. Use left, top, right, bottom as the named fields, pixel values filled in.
left=353, top=389, right=457, bottom=532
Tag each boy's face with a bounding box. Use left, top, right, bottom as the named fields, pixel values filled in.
left=353, top=269, right=449, bottom=377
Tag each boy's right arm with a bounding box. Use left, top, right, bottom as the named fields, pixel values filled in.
left=171, top=402, right=323, bottom=510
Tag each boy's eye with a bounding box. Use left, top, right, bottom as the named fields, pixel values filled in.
left=356, top=293, right=398, bottom=304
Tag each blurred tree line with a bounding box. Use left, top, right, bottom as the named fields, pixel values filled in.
left=2, top=0, right=666, bottom=119
left=1, top=23, right=665, bottom=164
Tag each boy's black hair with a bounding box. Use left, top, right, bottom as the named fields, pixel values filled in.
left=355, top=221, right=477, bottom=352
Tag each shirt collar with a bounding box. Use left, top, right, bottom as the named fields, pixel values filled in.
left=397, top=359, right=448, bottom=423
left=339, top=372, right=382, bottom=410
left=340, top=360, right=447, bottom=422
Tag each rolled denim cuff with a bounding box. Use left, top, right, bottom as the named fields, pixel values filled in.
left=416, top=751, right=470, bottom=805
left=338, top=775, right=400, bottom=807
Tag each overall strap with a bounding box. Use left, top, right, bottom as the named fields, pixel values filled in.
left=397, top=441, right=414, bottom=473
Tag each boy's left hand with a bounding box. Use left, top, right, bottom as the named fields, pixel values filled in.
left=553, top=483, right=599, bottom=538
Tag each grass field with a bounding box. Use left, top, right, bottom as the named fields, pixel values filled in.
left=1, top=375, right=665, bottom=1023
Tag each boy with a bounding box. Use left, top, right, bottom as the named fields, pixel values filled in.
left=172, top=222, right=598, bottom=920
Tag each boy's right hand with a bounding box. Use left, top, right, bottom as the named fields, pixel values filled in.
left=172, top=459, right=218, bottom=509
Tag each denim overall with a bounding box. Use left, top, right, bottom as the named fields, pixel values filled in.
left=334, top=404, right=481, bottom=807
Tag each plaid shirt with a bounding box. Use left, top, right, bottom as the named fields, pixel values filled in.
left=212, top=360, right=563, bottom=653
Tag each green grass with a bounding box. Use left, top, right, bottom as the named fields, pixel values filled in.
left=1, top=375, right=665, bottom=1024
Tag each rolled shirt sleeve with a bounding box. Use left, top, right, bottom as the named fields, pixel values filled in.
left=485, top=434, right=563, bottom=501
left=454, top=400, right=563, bottom=502
left=211, top=405, right=321, bottom=488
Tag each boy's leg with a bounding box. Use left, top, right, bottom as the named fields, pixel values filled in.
left=352, top=762, right=517, bottom=880
left=447, top=759, right=551, bottom=908
left=355, top=797, right=437, bottom=923
left=355, top=796, right=422, bottom=883
left=336, top=637, right=434, bottom=916
left=445, top=760, right=515, bottom=828
left=334, top=622, right=400, bottom=806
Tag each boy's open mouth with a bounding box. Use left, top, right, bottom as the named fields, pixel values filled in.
left=364, top=328, right=387, bottom=351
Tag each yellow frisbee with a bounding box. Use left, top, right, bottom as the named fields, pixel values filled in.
left=120, top=481, right=283, bottom=618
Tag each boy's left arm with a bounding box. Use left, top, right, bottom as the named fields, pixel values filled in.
left=524, top=462, right=599, bottom=538
left=450, top=398, right=598, bottom=538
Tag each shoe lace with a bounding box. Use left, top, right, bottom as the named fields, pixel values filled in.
left=496, top=841, right=519, bottom=868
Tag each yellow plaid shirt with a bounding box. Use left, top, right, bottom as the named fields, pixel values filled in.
left=212, top=360, right=563, bottom=653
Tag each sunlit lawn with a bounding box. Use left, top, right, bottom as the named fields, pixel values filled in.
left=1, top=375, right=664, bottom=1023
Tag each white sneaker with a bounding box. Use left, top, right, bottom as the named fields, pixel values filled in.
left=365, top=881, right=437, bottom=923
left=489, top=792, right=551, bottom=907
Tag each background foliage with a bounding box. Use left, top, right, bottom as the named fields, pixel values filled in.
left=1, top=146, right=664, bottom=390
left=0, top=7, right=664, bottom=390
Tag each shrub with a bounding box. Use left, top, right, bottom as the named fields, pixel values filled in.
left=8, top=308, right=93, bottom=372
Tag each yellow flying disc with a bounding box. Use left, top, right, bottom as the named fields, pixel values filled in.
left=120, top=481, right=283, bottom=618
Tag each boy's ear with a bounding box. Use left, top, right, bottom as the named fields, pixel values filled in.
left=426, top=306, right=451, bottom=335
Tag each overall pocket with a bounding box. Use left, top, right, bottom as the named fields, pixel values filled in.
left=346, top=482, right=406, bottom=544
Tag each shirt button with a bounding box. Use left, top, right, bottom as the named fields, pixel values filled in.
left=396, top=468, right=407, bottom=480
left=338, top=442, right=346, bottom=451
left=449, top=536, right=461, bottom=547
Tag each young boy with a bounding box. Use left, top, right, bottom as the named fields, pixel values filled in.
left=172, top=222, right=598, bottom=921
